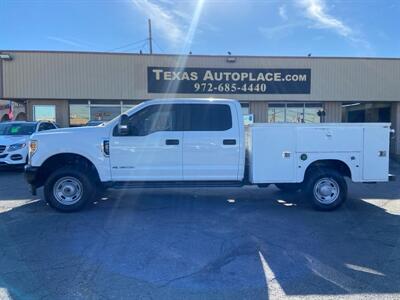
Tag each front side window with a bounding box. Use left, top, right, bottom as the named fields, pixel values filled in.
left=114, top=104, right=180, bottom=136
left=39, top=122, right=56, bottom=131
left=186, top=104, right=232, bottom=131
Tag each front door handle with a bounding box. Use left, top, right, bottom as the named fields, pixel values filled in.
left=223, top=139, right=236, bottom=145
left=166, top=139, right=179, bottom=145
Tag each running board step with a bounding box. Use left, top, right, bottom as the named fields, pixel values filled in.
left=111, top=181, right=244, bottom=189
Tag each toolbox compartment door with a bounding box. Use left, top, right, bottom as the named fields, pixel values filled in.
left=363, top=126, right=389, bottom=181
left=249, top=126, right=296, bottom=183
left=296, top=127, right=363, bottom=153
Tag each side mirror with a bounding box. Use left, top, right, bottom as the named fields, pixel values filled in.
left=118, top=114, right=129, bottom=135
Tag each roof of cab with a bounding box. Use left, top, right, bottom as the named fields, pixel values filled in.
left=148, top=98, right=238, bottom=104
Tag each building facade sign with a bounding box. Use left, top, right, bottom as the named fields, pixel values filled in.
left=148, top=67, right=311, bottom=94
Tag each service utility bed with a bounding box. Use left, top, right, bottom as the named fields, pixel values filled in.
left=246, top=123, right=391, bottom=184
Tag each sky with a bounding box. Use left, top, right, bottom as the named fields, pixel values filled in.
left=1, top=0, right=400, bottom=57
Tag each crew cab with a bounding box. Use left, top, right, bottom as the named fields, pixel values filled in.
left=0, top=121, right=58, bottom=167
left=24, top=98, right=394, bottom=212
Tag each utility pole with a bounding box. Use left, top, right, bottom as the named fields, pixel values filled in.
left=148, top=19, right=153, bottom=54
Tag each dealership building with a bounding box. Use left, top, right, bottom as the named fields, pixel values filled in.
left=0, top=50, right=400, bottom=158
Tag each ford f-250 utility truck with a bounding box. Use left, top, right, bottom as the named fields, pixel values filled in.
left=24, top=98, right=394, bottom=212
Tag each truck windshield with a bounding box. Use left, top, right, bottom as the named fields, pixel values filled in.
left=0, top=123, right=37, bottom=136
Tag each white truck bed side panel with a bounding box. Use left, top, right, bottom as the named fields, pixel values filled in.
left=248, top=126, right=296, bottom=183
left=296, top=127, right=363, bottom=152
left=295, top=152, right=363, bottom=182
left=363, top=126, right=390, bottom=181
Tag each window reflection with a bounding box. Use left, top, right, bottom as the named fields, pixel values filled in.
left=286, top=104, right=304, bottom=123
left=69, top=104, right=89, bottom=127
left=268, top=103, right=322, bottom=123
left=33, top=105, right=56, bottom=122
left=122, top=105, right=137, bottom=113
left=69, top=101, right=140, bottom=126
left=90, top=106, right=121, bottom=122
left=240, top=102, right=250, bottom=115
left=268, top=104, right=285, bottom=122
left=304, top=103, right=323, bottom=123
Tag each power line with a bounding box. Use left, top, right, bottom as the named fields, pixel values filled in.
left=108, top=38, right=148, bottom=52
left=118, top=40, right=148, bottom=53
left=152, top=38, right=164, bottom=53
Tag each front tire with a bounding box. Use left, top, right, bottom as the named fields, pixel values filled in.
left=303, top=168, right=347, bottom=211
left=44, top=166, right=95, bottom=212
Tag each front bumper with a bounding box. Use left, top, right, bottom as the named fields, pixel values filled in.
left=24, top=165, right=40, bottom=195
left=0, top=148, right=28, bottom=166
left=24, top=165, right=40, bottom=184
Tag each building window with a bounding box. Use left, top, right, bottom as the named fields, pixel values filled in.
left=90, top=105, right=121, bottom=121
left=69, top=100, right=142, bottom=126
left=33, top=105, right=56, bottom=122
left=240, top=102, right=250, bottom=115
left=122, top=105, right=135, bottom=113
left=69, top=104, right=90, bottom=127
left=268, top=103, right=285, bottom=122
left=286, top=103, right=304, bottom=123
left=342, top=102, right=391, bottom=123
left=268, top=103, right=322, bottom=123
left=304, top=103, right=323, bottom=123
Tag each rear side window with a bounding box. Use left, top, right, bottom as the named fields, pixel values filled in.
left=186, top=104, right=232, bottom=131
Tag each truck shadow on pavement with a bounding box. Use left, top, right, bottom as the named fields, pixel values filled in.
left=0, top=180, right=400, bottom=299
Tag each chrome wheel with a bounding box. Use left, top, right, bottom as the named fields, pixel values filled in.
left=53, top=176, right=83, bottom=205
left=313, top=177, right=340, bottom=205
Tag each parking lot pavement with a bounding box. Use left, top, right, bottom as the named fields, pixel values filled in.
left=0, top=164, right=400, bottom=300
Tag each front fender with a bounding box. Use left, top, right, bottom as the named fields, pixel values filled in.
left=30, top=131, right=111, bottom=182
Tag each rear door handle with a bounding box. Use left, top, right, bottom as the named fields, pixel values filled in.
left=223, top=139, right=236, bottom=145
left=166, top=139, right=179, bottom=145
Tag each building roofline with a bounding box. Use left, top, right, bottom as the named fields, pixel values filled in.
left=1, top=49, right=400, bottom=61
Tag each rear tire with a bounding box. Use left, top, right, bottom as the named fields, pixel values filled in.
left=44, top=166, right=95, bottom=212
left=275, top=183, right=302, bottom=192
left=303, top=168, right=347, bottom=211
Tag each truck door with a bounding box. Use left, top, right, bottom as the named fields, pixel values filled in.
left=109, top=104, right=183, bottom=181
left=182, top=103, right=240, bottom=180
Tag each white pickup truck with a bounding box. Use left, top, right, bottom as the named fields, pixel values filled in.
left=24, top=98, right=394, bottom=212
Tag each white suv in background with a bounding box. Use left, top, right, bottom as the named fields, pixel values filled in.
left=0, top=121, right=58, bottom=167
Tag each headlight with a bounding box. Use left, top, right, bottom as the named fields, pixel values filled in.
left=29, top=140, right=38, bottom=157
left=8, top=143, right=26, bottom=152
